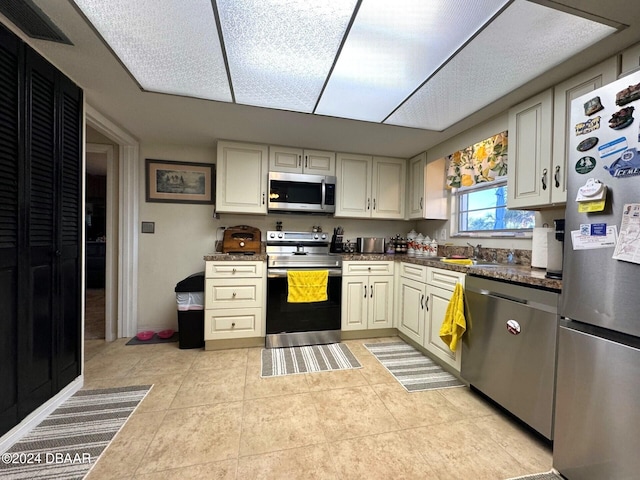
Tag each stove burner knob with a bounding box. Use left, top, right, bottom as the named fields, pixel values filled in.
left=278, top=233, right=283, bottom=238
left=314, top=234, right=319, bottom=239
left=321, top=233, right=327, bottom=240
left=269, top=232, right=275, bottom=238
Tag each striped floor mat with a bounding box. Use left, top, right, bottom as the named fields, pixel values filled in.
left=364, top=341, right=464, bottom=392
left=506, top=471, right=565, bottom=480
left=261, top=343, right=362, bottom=377
left=0, top=385, right=152, bottom=480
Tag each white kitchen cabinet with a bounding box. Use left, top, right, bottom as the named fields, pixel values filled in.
left=204, top=261, right=265, bottom=343
left=424, top=267, right=465, bottom=372
left=269, top=146, right=335, bottom=176
left=507, top=89, right=554, bottom=209
left=341, top=261, right=394, bottom=331
left=335, top=153, right=406, bottom=219
left=397, top=276, right=426, bottom=345
left=408, top=153, right=447, bottom=220
left=551, top=58, right=617, bottom=204
left=620, top=41, right=640, bottom=76
left=216, top=141, right=268, bottom=214
left=508, top=57, right=617, bottom=209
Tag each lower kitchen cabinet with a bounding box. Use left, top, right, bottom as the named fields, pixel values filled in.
left=204, top=261, right=265, bottom=344
left=342, top=261, right=394, bottom=331
left=397, top=263, right=465, bottom=372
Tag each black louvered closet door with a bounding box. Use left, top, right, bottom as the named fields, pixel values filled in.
left=0, top=23, right=83, bottom=436
left=0, top=24, right=21, bottom=435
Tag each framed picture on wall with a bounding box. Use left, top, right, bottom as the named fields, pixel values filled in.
left=145, top=159, right=215, bottom=204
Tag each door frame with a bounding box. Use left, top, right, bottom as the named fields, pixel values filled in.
left=85, top=104, right=139, bottom=338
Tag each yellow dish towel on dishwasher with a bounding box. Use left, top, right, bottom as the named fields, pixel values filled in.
left=441, top=258, right=473, bottom=266
left=439, top=282, right=466, bottom=352
left=287, top=270, right=328, bottom=303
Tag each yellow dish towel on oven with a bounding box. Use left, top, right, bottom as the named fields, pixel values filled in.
left=287, top=270, right=328, bottom=303
left=439, top=282, right=466, bottom=352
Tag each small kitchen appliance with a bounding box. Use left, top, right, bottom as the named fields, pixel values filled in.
left=222, top=225, right=261, bottom=254
left=545, top=218, right=564, bottom=279
left=356, top=237, right=385, bottom=254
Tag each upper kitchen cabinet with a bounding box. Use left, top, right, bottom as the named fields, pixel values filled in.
left=551, top=58, right=617, bottom=204
left=269, top=146, right=335, bottom=176
left=408, top=153, right=447, bottom=220
left=335, top=153, right=406, bottom=219
left=620, top=41, right=640, bottom=77
left=507, top=89, right=554, bottom=209
left=508, top=58, right=617, bottom=209
left=216, top=141, right=268, bottom=214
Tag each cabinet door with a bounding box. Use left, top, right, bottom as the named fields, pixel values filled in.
left=269, top=146, right=302, bottom=173
left=371, top=157, right=405, bottom=219
left=397, top=278, right=425, bottom=345
left=408, top=153, right=426, bottom=219
left=424, top=157, right=448, bottom=219
left=425, top=284, right=462, bottom=372
left=368, top=276, right=394, bottom=329
left=620, top=42, right=640, bottom=76
left=341, top=276, right=368, bottom=331
left=551, top=58, right=617, bottom=204
left=205, top=307, right=262, bottom=340
left=216, top=141, right=268, bottom=214
left=303, top=149, right=335, bottom=176
left=335, top=153, right=372, bottom=218
left=507, top=89, right=553, bottom=209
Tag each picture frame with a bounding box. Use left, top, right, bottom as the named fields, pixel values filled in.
left=145, top=159, right=215, bottom=204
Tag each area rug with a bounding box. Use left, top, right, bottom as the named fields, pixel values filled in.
left=261, top=343, right=362, bottom=377
left=0, top=385, right=152, bottom=480
left=506, top=471, right=565, bottom=480
left=364, top=341, right=464, bottom=392
left=125, top=332, right=179, bottom=345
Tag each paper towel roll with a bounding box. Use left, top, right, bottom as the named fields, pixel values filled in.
left=531, top=227, right=553, bottom=268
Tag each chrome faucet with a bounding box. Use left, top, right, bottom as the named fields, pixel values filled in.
left=467, top=242, right=482, bottom=259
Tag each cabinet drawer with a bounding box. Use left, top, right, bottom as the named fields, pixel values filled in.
left=343, top=261, right=394, bottom=276
left=205, top=307, right=262, bottom=339
left=205, top=278, right=263, bottom=309
left=426, top=267, right=465, bottom=291
left=399, top=262, right=428, bottom=282
left=206, top=261, right=263, bottom=278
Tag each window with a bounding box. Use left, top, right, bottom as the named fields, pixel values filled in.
left=455, top=178, right=534, bottom=234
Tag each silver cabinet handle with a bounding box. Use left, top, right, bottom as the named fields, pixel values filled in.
left=367, top=198, right=370, bottom=210
left=420, top=197, right=423, bottom=209
left=262, top=192, right=265, bottom=204
left=373, top=198, right=376, bottom=210
left=421, top=294, right=424, bottom=309
left=541, top=168, right=548, bottom=190
left=298, top=155, right=302, bottom=167
left=554, top=165, right=561, bottom=188
left=370, top=285, right=373, bottom=298
left=305, top=155, right=308, bottom=168
left=232, top=292, right=236, bottom=298
left=232, top=268, right=236, bottom=273
left=364, top=285, right=367, bottom=298
left=425, top=296, right=429, bottom=312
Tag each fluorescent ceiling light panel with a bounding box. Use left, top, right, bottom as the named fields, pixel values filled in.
left=74, top=0, right=231, bottom=101
left=315, top=0, right=508, bottom=122
left=385, top=0, right=617, bottom=130
left=217, top=0, right=357, bottom=112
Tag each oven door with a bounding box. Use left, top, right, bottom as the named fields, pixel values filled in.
left=266, top=268, right=341, bottom=345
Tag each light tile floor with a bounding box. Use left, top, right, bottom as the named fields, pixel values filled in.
left=83, top=337, right=552, bottom=480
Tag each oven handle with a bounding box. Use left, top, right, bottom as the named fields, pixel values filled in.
left=267, top=268, right=342, bottom=278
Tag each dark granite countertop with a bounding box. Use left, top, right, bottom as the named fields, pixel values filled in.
left=203, top=252, right=561, bottom=291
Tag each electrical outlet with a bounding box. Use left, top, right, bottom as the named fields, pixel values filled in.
left=439, top=228, right=447, bottom=241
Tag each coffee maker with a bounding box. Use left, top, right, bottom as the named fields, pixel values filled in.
left=545, top=218, right=564, bottom=279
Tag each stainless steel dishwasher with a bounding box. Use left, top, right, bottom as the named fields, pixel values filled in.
left=461, top=275, right=559, bottom=440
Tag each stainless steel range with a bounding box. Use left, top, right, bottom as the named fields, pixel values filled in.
left=265, top=231, right=342, bottom=348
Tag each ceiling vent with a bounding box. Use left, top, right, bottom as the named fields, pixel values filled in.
left=0, top=0, right=72, bottom=45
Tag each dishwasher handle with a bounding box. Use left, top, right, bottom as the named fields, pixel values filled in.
left=474, top=288, right=528, bottom=305
left=466, top=285, right=557, bottom=315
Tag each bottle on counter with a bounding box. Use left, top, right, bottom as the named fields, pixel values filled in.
left=415, top=233, right=424, bottom=257
left=430, top=238, right=439, bottom=257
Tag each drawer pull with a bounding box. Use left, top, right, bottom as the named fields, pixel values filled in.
left=232, top=292, right=236, bottom=298
left=231, top=322, right=236, bottom=328
left=232, top=268, right=236, bottom=274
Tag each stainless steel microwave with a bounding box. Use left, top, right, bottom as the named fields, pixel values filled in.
left=268, top=172, right=336, bottom=214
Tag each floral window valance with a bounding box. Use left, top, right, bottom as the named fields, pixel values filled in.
left=446, top=131, right=508, bottom=188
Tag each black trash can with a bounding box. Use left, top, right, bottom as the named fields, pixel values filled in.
left=175, top=272, right=205, bottom=349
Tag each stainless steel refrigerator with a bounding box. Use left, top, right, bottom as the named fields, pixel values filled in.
left=554, top=69, right=640, bottom=479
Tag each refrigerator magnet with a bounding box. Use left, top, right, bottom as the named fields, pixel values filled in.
left=603, top=148, right=640, bottom=178
left=584, top=96, right=604, bottom=116
left=597, top=137, right=627, bottom=159
left=575, top=157, right=596, bottom=174
left=576, top=178, right=606, bottom=201
left=575, top=117, right=601, bottom=136
left=577, top=136, right=599, bottom=152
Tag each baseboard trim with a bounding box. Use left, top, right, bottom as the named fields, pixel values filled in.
left=0, top=376, right=84, bottom=454
left=341, top=328, right=398, bottom=340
